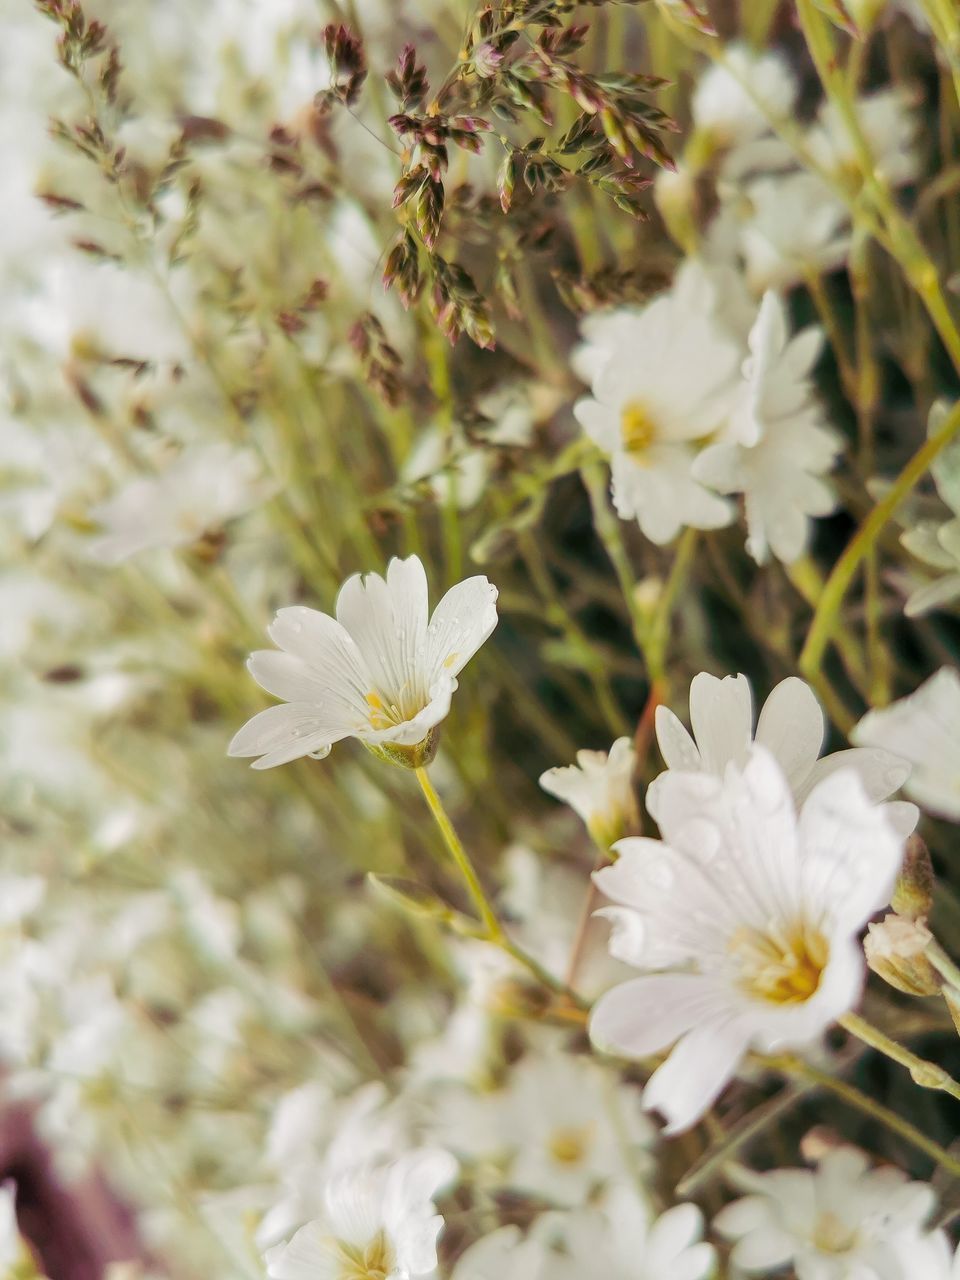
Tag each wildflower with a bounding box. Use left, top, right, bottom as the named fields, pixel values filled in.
left=265, top=1148, right=458, bottom=1280
left=572, top=268, right=743, bottom=544
left=539, top=737, right=640, bottom=849
left=652, top=671, right=916, bottom=828
left=88, top=442, right=266, bottom=564
left=691, top=45, right=798, bottom=152
left=902, top=401, right=960, bottom=616
left=714, top=1145, right=941, bottom=1279
left=590, top=747, right=903, bottom=1132
left=806, top=88, right=919, bottom=191
left=852, top=667, right=960, bottom=820
left=693, top=292, right=842, bottom=565
left=431, top=1047, right=652, bottom=1206
left=738, top=172, right=851, bottom=292
left=902, top=517, right=960, bottom=616
left=451, top=1226, right=553, bottom=1280
left=229, top=555, right=498, bottom=769
left=559, top=1183, right=716, bottom=1280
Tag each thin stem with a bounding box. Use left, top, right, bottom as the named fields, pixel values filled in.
left=806, top=270, right=858, bottom=403
left=767, top=1052, right=960, bottom=1178
left=796, top=0, right=960, bottom=377
left=799, top=399, right=960, bottom=681
left=927, top=940, right=960, bottom=993
left=648, top=528, right=697, bottom=687
left=840, top=1011, right=960, bottom=1101
left=677, top=1080, right=809, bottom=1197
left=414, top=767, right=588, bottom=1008
left=768, top=1054, right=960, bottom=1172
left=581, top=460, right=650, bottom=658
left=519, top=530, right=629, bottom=739
left=415, top=767, right=503, bottom=941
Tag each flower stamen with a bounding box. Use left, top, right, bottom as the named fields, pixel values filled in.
left=620, top=401, right=658, bottom=458
left=730, top=922, right=828, bottom=1005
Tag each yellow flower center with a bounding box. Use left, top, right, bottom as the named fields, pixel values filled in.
left=811, top=1211, right=859, bottom=1255
left=336, top=1233, right=395, bottom=1280
left=548, top=1124, right=592, bottom=1166
left=365, top=687, right=422, bottom=730
left=730, top=922, right=828, bottom=1005
left=620, top=401, right=658, bottom=458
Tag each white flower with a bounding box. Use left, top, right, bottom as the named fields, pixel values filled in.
left=739, top=172, right=851, bottom=292
left=652, top=671, right=916, bottom=831
left=432, top=1048, right=652, bottom=1205
left=258, top=1081, right=411, bottom=1251
left=539, top=737, right=639, bottom=847
left=88, top=442, right=266, bottom=564
left=693, top=293, right=842, bottom=564
left=889, top=1231, right=960, bottom=1280
left=852, top=667, right=960, bottom=820
left=589, top=747, right=903, bottom=1132
left=902, top=401, right=960, bottom=616
left=902, top=517, right=960, bottom=616
left=714, top=1146, right=940, bottom=1279
left=806, top=88, right=919, bottom=190
left=229, top=555, right=498, bottom=769
left=497, top=846, right=630, bottom=999
left=559, top=1183, right=716, bottom=1280
left=692, top=45, right=798, bottom=148
left=572, top=268, right=743, bottom=544
left=450, top=1226, right=554, bottom=1280
left=265, top=1148, right=458, bottom=1280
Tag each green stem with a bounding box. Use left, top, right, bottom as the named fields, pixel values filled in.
left=519, top=531, right=629, bottom=738
left=415, top=766, right=502, bottom=941
left=676, top=1080, right=808, bottom=1197
left=648, top=528, right=697, bottom=687
left=581, top=460, right=650, bottom=658
left=840, top=1011, right=960, bottom=1101
left=927, top=940, right=960, bottom=993
left=799, top=399, right=960, bottom=681
left=806, top=269, right=858, bottom=403
left=797, top=0, right=960, bottom=377
left=765, top=1052, right=960, bottom=1178
left=414, top=768, right=587, bottom=1008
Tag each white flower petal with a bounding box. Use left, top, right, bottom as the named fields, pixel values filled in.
left=754, top=677, right=824, bottom=794
left=688, top=672, right=753, bottom=774
left=642, top=1017, right=748, bottom=1134
left=335, top=555, right=429, bottom=699
left=268, top=607, right=370, bottom=702
left=590, top=974, right=722, bottom=1060
left=227, top=703, right=347, bottom=768
left=265, top=1221, right=342, bottom=1280
left=427, top=575, right=498, bottom=682
left=646, top=1202, right=704, bottom=1260
left=731, top=1223, right=796, bottom=1271
left=905, top=574, right=960, bottom=617
left=798, top=768, right=903, bottom=934
left=654, top=706, right=702, bottom=771
left=799, top=745, right=910, bottom=807
left=247, top=650, right=368, bottom=725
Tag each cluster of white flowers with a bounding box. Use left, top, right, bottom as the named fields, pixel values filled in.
left=574, top=267, right=840, bottom=560
left=1, top=0, right=959, bottom=1276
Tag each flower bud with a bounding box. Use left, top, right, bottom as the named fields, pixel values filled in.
left=654, top=165, right=698, bottom=254
left=891, top=834, right=935, bottom=921
left=865, top=913, right=941, bottom=997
